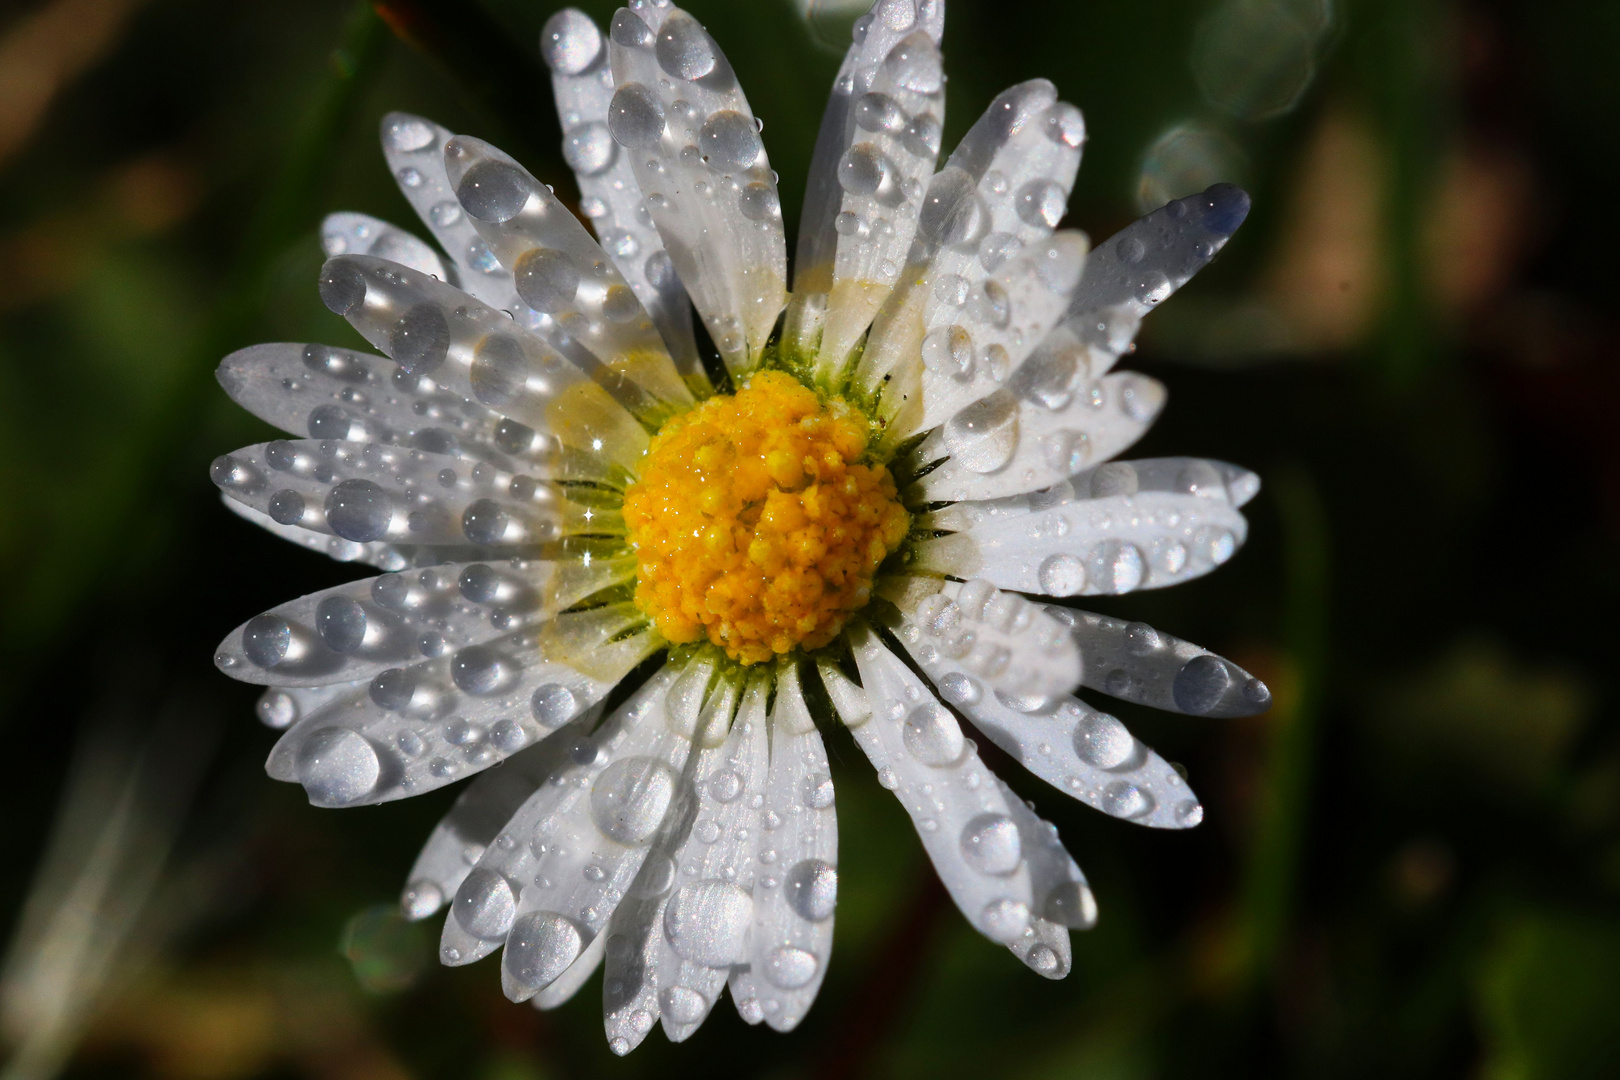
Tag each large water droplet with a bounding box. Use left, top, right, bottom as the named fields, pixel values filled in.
left=541, top=8, right=602, bottom=75
left=941, top=390, right=1019, bottom=474
left=456, top=159, right=536, bottom=224
left=563, top=121, right=616, bottom=176
left=383, top=115, right=435, bottom=153
left=461, top=498, right=510, bottom=544
left=316, top=595, right=367, bottom=653
left=960, top=813, right=1022, bottom=875
left=1172, top=655, right=1231, bottom=715
left=1037, top=553, right=1086, bottom=596
left=256, top=689, right=297, bottom=729
left=1100, top=779, right=1155, bottom=820
left=738, top=182, right=779, bottom=221
left=505, top=911, right=584, bottom=992
left=902, top=702, right=965, bottom=766
left=764, top=946, right=819, bottom=989
left=1016, top=178, right=1067, bottom=229
left=531, top=683, right=577, bottom=727
left=400, top=879, right=443, bottom=920
left=699, top=110, right=762, bottom=172
left=325, top=479, right=392, bottom=542
left=784, top=859, right=837, bottom=921
left=656, top=12, right=718, bottom=81
left=319, top=258, right=367, bottom=315
left=1073, top=712, right=1138, bottom=769
left=1044, top=101, right=1086, bottom=147
left=855, top=92, right=906, bottom=133
left=663, top=881, right=753, bottom=965
left=590, top=756, right=677, bottom=843
left=608, top=83, right=666, bottom=148
left=453, top=868, right=516, bottom=940
left=514, top=247, right=581, bottom=314
left=936, top=671, right=981, bottom=705
left=837, top=143, right=890, bottom=196
left=242, top=613, right=291, bottom=668
left=660, top=985, right=707, bottom=1025
left=1093, top=541, right=1145, bottom=594
left=882, top=30, right=942, bottom=93
left=979, top=898, right=1031, bottom=943
left=803, top=772, right=835, bottom=809
left=389, top=303, right=449, bottom=376
left=296, top=727, right=381, bottom=806
left=451, top=645, right=504, bottom=694
left=917, top=167, right=987, bottom=246
left=369, top=667, right=416, bottom=712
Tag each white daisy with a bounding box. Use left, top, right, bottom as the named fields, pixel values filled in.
left=210, top=0, right=1268, bottom=1053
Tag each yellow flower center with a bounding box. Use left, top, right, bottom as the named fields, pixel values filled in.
left=622, top=370, right=910, bottom=664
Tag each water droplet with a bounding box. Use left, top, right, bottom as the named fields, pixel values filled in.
left=389, top=302, right=449, bottom=376
left=242, top=613, right=290, bottom=668
left=1044, top=101, right=1086, bottom=147
left=876, top=766, right=898, bottom=790
left=318, top=258, right=367, bottom=315
left=941, top=390, right=1019, bottom=474
left=505, top=911, right=584, bottom=992
left=803, top=772, right=835, bottom=809
left=765, top=946, right=819, bottom=989
left=1037, top=553, right=1086, bottom=596
left=659, top=985, right=708, bottom=1025
left=256, top=689, right=297, bottom=729
left=453, top=868, right=516, bottom=940
left=1016, top=179, right=1067, bottom=229
left=1093, top=541, right=1145, bottom=594
left=514, top=247, right=581, bottom=315
left=655, top=12, right=718, bottom=81
left=663, top=881, right=753, bottom=965
left=450, top=645, right=504, bottom=694
left=960, top=813, right=1022, bottom=875
left=980, top=898, right=1031, bottom=943
left=1027, top=943, right=1061, bottom=974
left=921, top=324, right=974, bottom=380
left=608, top=83, right=666, bottom=149
left=591, top=756, right=677, bottom=843
left=1073, top=712, right=1138, bottom=769
left=902, top=702, right=964, bottom=767
left=297, top=727, right=381, bottom=806
left=855, top=91, right=906, bottom=133
left=707, top=768, right=743, bottom=803
left=369, top=668, right=416, bottom=712
left=322, top=479, right=391, bottom=542
left=400, top=880, right=443, bottom=920
left=563, top=121, right=616, bottom=176
left=383, top=116, right=435, bottom=153
left=882, top=31, right=942, bottom=93
left=699, top=109, right=762, bottom=171
left=541, top=8, right=602, bottom=75
left=936, top=671, right=981, bottom=706
left=530, top=684, right=577, bottom=727
left=917, top=167, right=986, bottom=246
left=837, top=143, right=890, bottom=195
left=315, top=595, right=367, bottom=653
left=1172, top=655, right=1231, bottom=715
left=461, top=498, right=510, bottom=544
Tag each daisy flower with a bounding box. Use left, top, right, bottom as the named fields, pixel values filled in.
left=210, top=0, right=1268, bottom=1053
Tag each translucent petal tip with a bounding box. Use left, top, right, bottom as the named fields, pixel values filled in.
left=1198, top=182, right=1250, bottom=237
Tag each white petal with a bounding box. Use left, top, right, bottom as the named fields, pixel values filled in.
left=1065, top=182, right=1249, bottom=331
left=654, top=677, right=770, bottom=1043
left=907, top=231, right=1090, bottom=435
left=216, top=344, right=613, bottom=484
left=379, top=112, right=519, bottom=309
left=316, top=253, right=650, bottom=468
left=211, top=440, right=594, bottom=549
left=897, top=580, right=1081, bottom=699
left=913, top=490, right=1249, bottom=597
left=905, top=369, right=1161, bottom=503
left=321, top=212, right=447, bottom=280
left=489, top=660, right=717, bottom=999
left=221, top=497, right=408, bottom=571
left=215, top=558, right=630, bottom=687
left=857, top=79, right=1084, bottom=401
left=438, top=661, right=704, bottom=973
left=996, top=783, right=1092, bottom=979
left=795, top=0, right=945, bottom=304
left=541, top=8, right=706, bottom=388
left=401, top=712, right=600, bottom=921
left=608, top=6, right=787, bottom=374
left=829, top=626, right=1039, bottom=948
left=440, top=135, right=693, bottom=410
left=729, top=662, right=837, bottom=1032
left=1048, top=607, right=1271, bottom=718
left=794, top=27, right=947, bottom=374
left=898, top=636, right=1203, bottom=828
left=533, top=929, right=608, bottom=1010
left=919, top=456, right=1260, bottom=532
left=264, top=605, right=657, bottom=805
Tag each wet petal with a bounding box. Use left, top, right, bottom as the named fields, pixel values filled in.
left=894, top=579, right=1082, bottom=699
left=321, top=212, right=447, bottom=280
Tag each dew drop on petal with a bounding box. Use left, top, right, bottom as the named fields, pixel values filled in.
left=453, top=868, right=516, bottom=940
left=296, top=727, right=381, bottom=806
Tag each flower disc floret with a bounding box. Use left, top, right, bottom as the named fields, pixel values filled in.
left=623, top=371, right=910, bottom=664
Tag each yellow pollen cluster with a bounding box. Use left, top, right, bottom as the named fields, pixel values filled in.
left=622, top=370, right=910, bottom=664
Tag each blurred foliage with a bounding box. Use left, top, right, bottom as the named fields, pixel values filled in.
left=3, top=0, right=1620, bottom=1077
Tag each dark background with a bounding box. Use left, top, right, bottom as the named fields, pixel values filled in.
left=3, top=0, right=1619, bottom=1076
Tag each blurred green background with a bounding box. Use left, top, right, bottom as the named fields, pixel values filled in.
left=3, top=0, right=1619, bottom=1076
